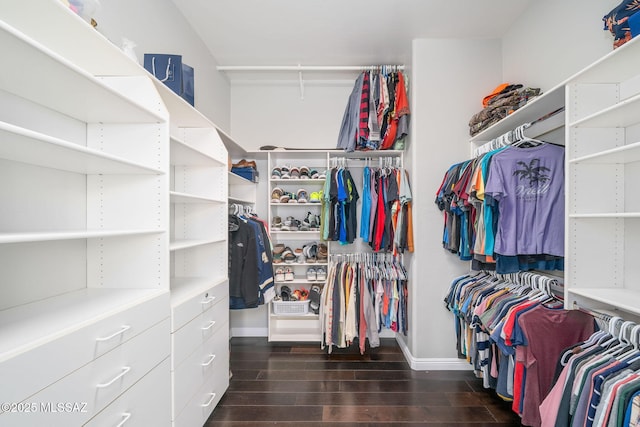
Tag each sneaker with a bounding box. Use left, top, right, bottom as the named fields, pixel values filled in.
left=300, top=166, right=310, bottom=179
left=306, top=267, right=317, bottom=281
left=275, top=267, right=285, bottom=282
left=284, top=267, right=294, bottom=281
left=271, top=167, right=282, bottom=179
left=280, top=165, right=291, bottom=179
left=297, top=189, right=308, bottom=203
left=309, top=191, right=321, bottom=203
left=316, top=266, right=327, bottom=281
left=272, top=216, right=283, bottom=229
left=309, top=284, right=322, bottom=314
left=295, top=248, right=305, bottom=263
left=271, top=187, right=283, bottom=203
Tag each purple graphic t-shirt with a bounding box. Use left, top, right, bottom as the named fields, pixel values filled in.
left=484, top=143, right=564, bottom=257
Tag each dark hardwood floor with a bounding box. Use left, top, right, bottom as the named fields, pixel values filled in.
left=205, top=337, right=523, bottom=426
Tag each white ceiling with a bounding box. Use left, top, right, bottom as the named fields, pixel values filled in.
left=171, top=0, right=533, bottom=69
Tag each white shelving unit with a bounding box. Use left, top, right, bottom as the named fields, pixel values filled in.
left=1, top=3, right=232, bottom=425
left=267, top=151, right=329, bottom=341
left=0, top=11, right=171, bottom=426
left=565, top=36, right=640, bottom=318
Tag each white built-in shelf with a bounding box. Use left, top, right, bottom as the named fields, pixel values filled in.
left=274, top=280, right=325, bottom=285
left=0, top=121, right=162, bottom=174
left=267, top=327, right=321, bottom=342
left=569, top=213, right=640, bottom=219
left=271, top=230, right=321, bottom=235
left=566, top=35, right=640, bottom=84
left=228, top=172, right=255, bottom=185
left=170, top=277, right=227, bottom=309
left=469, top=85, right=565, bottom=143
left=0, top=21, right=163, bottom=124
left=229, top=196, right=255, bottom=205
left=570, top=141, right=640, bottom=164
left=170, top=238, right=225, bottom=252
left=568, top=288, right=640, bottom=316
left=170, top=137, right=225, bottom=166
left=170, top=191, right=224, bottom=204
left=0, top=229, right=162, bottom=244
left=270, top=203, right=322, bottom=207
left=270, top=179, right=326, bottom=184
left=269, top=312, right=319, bottom=320
left=273, top=262, right=328, bottom=267
left=0, top=288, right=167, bottom=362
left=569, top=92, right=640, bottom=128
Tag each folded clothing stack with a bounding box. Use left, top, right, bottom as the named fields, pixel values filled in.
left=468, top=84, right=541, bottom=137
left=603, top=0, right=640, bottom=49
left=231, top=159, right=259, bottom=182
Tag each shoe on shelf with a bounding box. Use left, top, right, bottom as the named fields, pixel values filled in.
left=290, top=167, right=300, bottom=179
left=309, top=191, right=321, bottom=203
left=271, top=187, right=283, bottom=203
left=271, top=167, right=282, bottom=179
left=272, top=215, right=283, bottom=229
left=297, top=189, right=308, bottom=203
left=280, top=285, right=292, bottom=301
left=309, top=284, right=322, bottom=314
left=287, top=192, right=298, bottom=203
left=300, top=166, right=310, bottom=179
left=317, top=243, right=328, bottom=262
left=295, top=248, right=305, bottom=263
left=275, top=267, right=285, bottom=282
left=284, top=267, right=294, bottom=281
left=273, top=243, right=285, bottom=263
left=306, top=267, right=317, bottom=281
left=282, top=247, right=296, bottom=263
left=316, top=266, right=327, bottom=281
left=309, top=169, right=319, bottom=179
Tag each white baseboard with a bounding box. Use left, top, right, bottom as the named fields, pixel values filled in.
left=230, top=327, right=268, bottom=337
left=395, top=336, right=472, bottom=371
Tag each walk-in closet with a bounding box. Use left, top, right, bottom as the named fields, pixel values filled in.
left=2, top=0, right=640, bottom=426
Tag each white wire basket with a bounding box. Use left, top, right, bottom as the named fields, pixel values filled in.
left=272, top=299, right=310, bottom=315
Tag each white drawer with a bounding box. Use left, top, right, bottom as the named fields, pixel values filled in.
left=173, top=359, right=229, bottom=427
left=84, top=358, right=171, bottom=427
left=173, top=323, right=229, bottom=416
left=171, top=280, right=228, bottom=332
left=0, top=291, right=169, bottom=405
left=1, top=318, right=170, bottom=427
left=171, top=295, right=228, bottom=369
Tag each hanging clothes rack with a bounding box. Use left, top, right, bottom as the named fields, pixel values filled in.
left=217, top=64, right=405, bottom=100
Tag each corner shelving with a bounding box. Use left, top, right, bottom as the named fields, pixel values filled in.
left=565, top=35, right=640, bottom=319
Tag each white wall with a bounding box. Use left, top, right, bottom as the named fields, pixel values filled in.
left=408, top=38, right=503, bottom=361
left=93, top=0, right=231, bottom=132
left=502, top=0, right=619, bottom=91
left=230, top=80, right=356, bottom=151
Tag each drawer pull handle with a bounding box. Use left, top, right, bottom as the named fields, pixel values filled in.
left=201, top=393, right=216, bottom=407
left=201, top=354, right=216, bottom=366
left=115, top=412, right=131, bottom=427
left=201, top=320, right=216, bottom=331
left=201, top=296, right=216, bottom=304
left=97, top=366, right=131, bottom=388
left=96, top=325, right=131, bottom=342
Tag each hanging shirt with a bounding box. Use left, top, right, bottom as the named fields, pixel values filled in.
left=485, top=144, right=565, bottom=257
left=336, top=73, right=365, bottom=152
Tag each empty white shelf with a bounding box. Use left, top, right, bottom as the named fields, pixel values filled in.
left=0, top=229, right=162, bottom=244
left=170, top=191, right=224, bottom=204
left=568, top=288, right=640, bottom=316
left=570, top=141, right=640, bottom=164
left=569, top=92, right=640, bottom=128
left=569, top=213, right=640, bottom=219
left=170, top=136, right=225, bottom=166
left=0, top=21, right=164, bottom=124
left=170, top=238, right=225, bottom=252
left=0, top=121, right=162, bottom=174
left=567, top=36, right=640, bottom=84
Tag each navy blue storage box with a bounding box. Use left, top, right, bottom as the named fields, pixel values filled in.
left=231, top=167, right=259, bottom=183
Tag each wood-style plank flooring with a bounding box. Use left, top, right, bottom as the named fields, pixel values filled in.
left=204, top=337, right=523, bottom=426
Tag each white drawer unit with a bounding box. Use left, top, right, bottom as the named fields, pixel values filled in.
left=171, top=279, right=229, bottom=333
left=0, top=290, right=169, bottom=406
left=173, top=359, right=229, bottom=427
left=84, top=358, right=171, bottom=427
left=0, top=318, right=170, bottom=426
left=172, top=322, right=229, bottom=416
left=171, top=294, right=228, bottom=369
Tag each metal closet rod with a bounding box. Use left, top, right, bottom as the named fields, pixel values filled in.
left=216, top=65, right=405, bottom=71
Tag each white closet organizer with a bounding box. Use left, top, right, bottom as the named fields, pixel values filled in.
left=1, top=3, right=233, bottom=425
left=0, top=16, right=170, bottom=427
left=565, top=36, right=640, bottom=318
left=267, top=150, right=329, bottom=341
